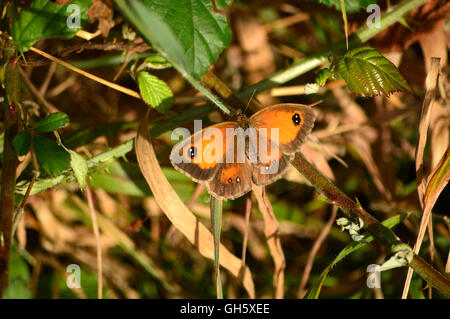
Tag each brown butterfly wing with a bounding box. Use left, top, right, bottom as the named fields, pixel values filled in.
left=170, top=122, right=238, bottom=182
left=206, top=162, right=252, bottom=200
left=249, top=103, right=315, bottom=155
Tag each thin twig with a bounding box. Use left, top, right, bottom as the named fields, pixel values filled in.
left=297, top=205, right=337, bottom=298
left=19, top=67, right=59, bottom=113
left=29, top=46, right=141, bottom=99
left=39, top=62, right=56, bottom=96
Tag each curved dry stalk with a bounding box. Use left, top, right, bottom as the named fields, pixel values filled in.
left=252, top=184, right=285, bottom=299
left=297, top=205, right=337, bottom=298
left=135, top=117, right=255, bottom=298
left=403, top=57, right=441, bottom=299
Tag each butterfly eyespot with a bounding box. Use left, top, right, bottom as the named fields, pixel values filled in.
left=189, top=146, right=197, bottom=159
left=236, top=177, right=240, bottom=183
left=292, top=113, right=301, bottom=126
left=228, top=178, right=233, bottom=184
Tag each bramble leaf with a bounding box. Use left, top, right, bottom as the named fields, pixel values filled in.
left=34, top=112, right=69, bottom=132
left=334, top=46, right=414, bottom=97
left=12, top=0, right=92, bottom=51
left=138, top=71, right=174, bottom=113
left=33, top=135, right=70, bottom=175
left=12, top=131, right=31, bottom=156
left=69, top=150, right=88, bottom=189
left=142, top=0, right=232, bottom=78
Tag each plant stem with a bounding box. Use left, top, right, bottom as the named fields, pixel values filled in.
left=292, top=153, right=400, bottom=248
left=0, top=39, right=20, bottom=296
left=292, top=153, right=450, bottom=297
left=210, top=196, right=223, bottom=299
left=410, top=255, right=450, bottom=297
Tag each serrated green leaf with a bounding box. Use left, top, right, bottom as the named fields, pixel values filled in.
left=115, top=0, right=232, bottom=114
left=138, top=71, right=174, bottom=113
left=33, top=135, right=70, bottom=175
left=12, top=131, right=31, bottom=156
left=142, top=0, right=232, bottom=78
left=12, top=0, right=92, bottom=51
left=315, top=68, right=333, bottom=86
left=334, top=46, right=414, bottom=97
left=311, top=0, right=376, bottom=13
left=34, top=112, right=69, bottom=132
left=69, top=150, right=88, bottom=189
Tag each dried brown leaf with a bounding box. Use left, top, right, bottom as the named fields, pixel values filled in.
left=430, top=101, right=450, bottom=170
left=88, top=0, right=115, bottom=38
left=416, top=57, right=441, bottom=207
left=252, top=184, right=285, bottom=299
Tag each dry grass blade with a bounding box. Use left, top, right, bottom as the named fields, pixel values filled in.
left=252, top=184, right=285, bottom=299
left=415, top=57, right=440, bottom=207
left=403, top=58, right=442, bottom=298
left=135, top=117, right=255, bottom=298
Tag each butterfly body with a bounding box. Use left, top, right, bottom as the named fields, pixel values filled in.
left=170, top=103, right=315, bottom=200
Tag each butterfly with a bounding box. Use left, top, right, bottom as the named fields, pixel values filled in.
left=170, top=103, right=316, bottom=200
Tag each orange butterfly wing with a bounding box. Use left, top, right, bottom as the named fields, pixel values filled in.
left=206, top=162, right=252, bottom=200
left=170, top=122, right=237, bottom=182
left=170, top=122, right=253, bottom=199
left=248, top=104, right=315, bottom=185
left=249, top=103, right=315, bottom=155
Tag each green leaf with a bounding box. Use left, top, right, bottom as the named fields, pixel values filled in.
left=12, top=0, right=92, bottom=52
left=311, top=0, right=376, bottom=13
left=34, top=112, right=69, bottom=132
left=142, top=0, right=232, bottom=78
left=115, top=0, right=232, bottom=114
left=137, top=71, right=174, bottom=113
left=12, top=131, right=31, bottom=156
left=333, top=46, right=414, bottom=97
left=69, top=150, right=88, bottom=189
left=33, top=135, right=70, bottom=175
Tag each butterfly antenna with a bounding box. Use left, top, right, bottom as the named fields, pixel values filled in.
left=244, top=89, right=257, bottom=113
left=308, top=99, right=324, bottom=108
